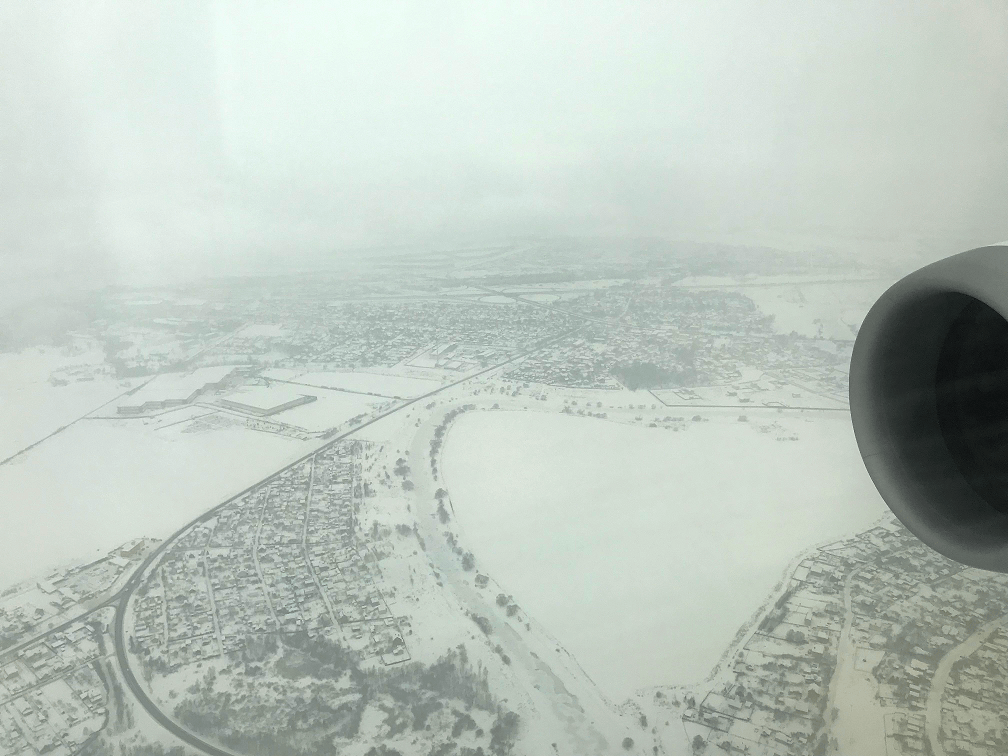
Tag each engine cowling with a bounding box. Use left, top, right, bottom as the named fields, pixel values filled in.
left=850, top=244, right=1008, bottom=572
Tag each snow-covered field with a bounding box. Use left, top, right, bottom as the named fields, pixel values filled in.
left=441, top=410, right=886, bottom=699
left=0, top=419, right=312, bottom=589
left=0, top=347, right=126, bottom=462
left=268, top=390, right=385, bottom=431
left=265, top=369, right=445, bottom=398
left=651, top=377, right=850, bottom=410
left=0, top=379, right=126, bottom=460
left=744, top=279, right=892, bottom=339
left=671, top=274, right=895, bottom=339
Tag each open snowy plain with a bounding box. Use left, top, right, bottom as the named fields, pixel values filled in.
left=442, top=409, right=887, bottom=698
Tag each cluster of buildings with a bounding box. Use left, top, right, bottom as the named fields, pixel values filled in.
left=1, top=543, right=148, bottom=656
left=217, top=385, right=316, bottom=417
left=0, top=541, right=153, bottom=756
left=508, top=283, right=849, bottom=397
left=94, top=260, right=855, bottom=415
left=302, top=446, right=406, bottom=662
left=770, top=363, right=849, bottom=406
left=508, top=335, right=618, bottom=389
left=683, top=538, right=857, bottom=755
left=405, top=341, right=513, bottom=373
left=198, top=298, right=576, bottom=373
left=0, top=618, right=108, bottom=756
left=938, top=628, right=1008, bottom=754
left=844, top=545, right=1008, bottom=710
left=683, top=517, right=1008, bottom=756
left=129, top=441, right=408, bottom=676
left=241, top=415, right=314, bottom=440
left=101, top=315, right=228, bottom=376
left=117, top=366, right=239, bottom=416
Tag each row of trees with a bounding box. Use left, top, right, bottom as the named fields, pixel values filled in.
left=429, top=405, right=476, bottom=475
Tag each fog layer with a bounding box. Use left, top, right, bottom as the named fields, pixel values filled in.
left=2, top=1, right=1007, bottom=297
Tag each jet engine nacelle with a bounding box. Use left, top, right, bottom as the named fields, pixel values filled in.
left=850, top=244, right=1008, bottom=572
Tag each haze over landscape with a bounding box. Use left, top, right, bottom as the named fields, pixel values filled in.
left=2, top=3, right=1008, bottom=756
left=3, top=1, right=1008, bottom=299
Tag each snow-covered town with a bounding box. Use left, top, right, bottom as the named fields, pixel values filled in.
left=0, top=240, right=1005, bottom=756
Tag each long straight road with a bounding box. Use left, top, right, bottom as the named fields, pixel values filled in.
left=302, top=455, right=341, bottom=628
left=0, top=377, right=157, bottom=467
left=108, top=328, right=579, bottom=756
left=251, top=487, right=280, bottom=628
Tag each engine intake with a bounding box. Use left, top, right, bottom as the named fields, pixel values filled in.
left=850, top=245, right=1008, bottom=571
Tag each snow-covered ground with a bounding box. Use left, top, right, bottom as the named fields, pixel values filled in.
left=267, top=390, right=385, bottom=431
left=441, top=409, right=886, bottom=699
left=0, top=346, right=126, bottom=462
left=0, top=418, right=313, bottom=588
left=744, top=279, right=893, bottom=339
left=669, top=273, right=895, bottom=339
left=269, top=369, right=445, bottom=398
left=0, top=378, right=126, bottom=460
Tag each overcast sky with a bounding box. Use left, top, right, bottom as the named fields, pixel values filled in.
left=2, top=1, right=1006, bottom=295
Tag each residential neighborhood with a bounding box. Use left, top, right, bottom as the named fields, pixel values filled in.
left=127, top=441, right=408, bottom=677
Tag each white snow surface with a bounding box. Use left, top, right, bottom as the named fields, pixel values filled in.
left=0, top=419, right=311, bottom=588
left=442, top=409, right=886, bottom=698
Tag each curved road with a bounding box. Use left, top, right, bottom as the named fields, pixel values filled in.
left=114, top=578, right=239, bottom=756
left=110, top=331, right=577, bottom=755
